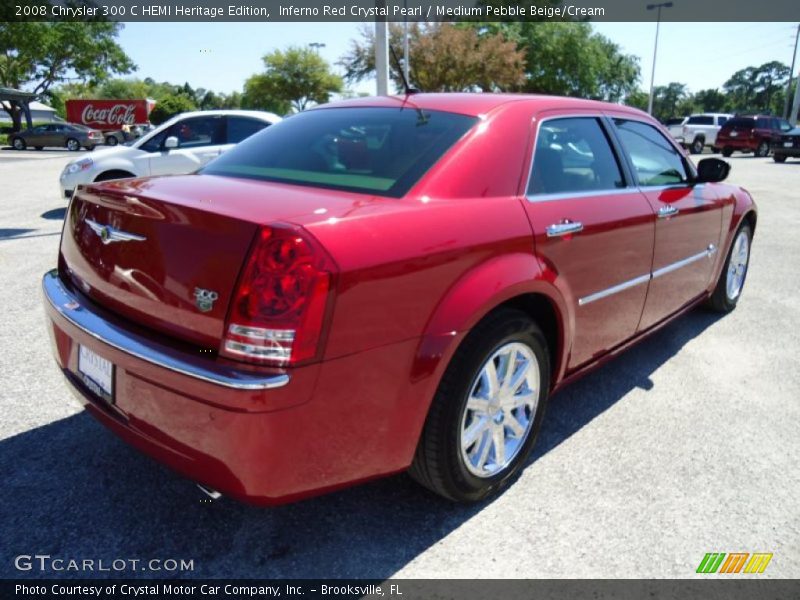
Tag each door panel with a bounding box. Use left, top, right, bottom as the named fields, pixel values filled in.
left=637, top=185, right=723, bottom=329
left=610, top=118, right=723, bottom=329
left=522, top=115, right=655, bottom=370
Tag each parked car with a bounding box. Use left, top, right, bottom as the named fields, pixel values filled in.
left=10, top=123, right=102, bottom=151
left=717, top=115, right=794, bottom=157
left=43, top=94, right=756, bottom=505
left=59, top=110, right=281, bottom=199
left=664, top=116, right=688, bottom=142
left=679, top=113, right=733, bottom=154
left=772, top=126, right=800, bottom=163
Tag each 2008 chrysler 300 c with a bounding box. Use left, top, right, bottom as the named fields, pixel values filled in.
left=43, top=94, right=756, bottom=505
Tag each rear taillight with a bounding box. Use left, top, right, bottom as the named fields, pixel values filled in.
left=221, top=225, right=336, bottom=367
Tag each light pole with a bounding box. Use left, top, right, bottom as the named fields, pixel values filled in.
left=783, top=24, right=799, bottom=120
left=308, top=42, right=325, bottom=53
left=647, top=2, right=673, bottom=116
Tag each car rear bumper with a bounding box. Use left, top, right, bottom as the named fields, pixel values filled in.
left=42, top=270, right=420, bottom=504
left=718, top=138, right=757, bottom=150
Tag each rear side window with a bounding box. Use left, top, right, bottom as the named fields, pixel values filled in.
left=528, top=117, right=624, bottom=196
left=140, top=116, right=224, bottom=152
left=726, top=117, right=755, bottom=129
left=613, top=119, right=688, bottom=186
left=226, top=117, right=270, bottom=144
left=687, top=115, right=713, bottom=125
left=203, top=107, right=477, bottom=197
left=756, top=117, right=771, bottom=129
left=717, top=116, right=728, bottom=126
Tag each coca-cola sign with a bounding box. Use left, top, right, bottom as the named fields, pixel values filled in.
left=81, top=103, right=136, bottom=126
left=65, top=99, right=152, bottom=130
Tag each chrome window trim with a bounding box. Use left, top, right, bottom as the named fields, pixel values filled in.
left=42, top=270, right=290, bottom=391
left=577, top=244, right=718, bottom=307
left=524, top=113, right=634, bottom=202
left=526, top=187, right=641, bottom=203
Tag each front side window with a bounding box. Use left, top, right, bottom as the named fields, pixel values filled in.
left=203, top=107, right=477, bottom=197
left=756, top=117, right=771, bottom=129
left=139, top=116, right=224, bottom=153
left=613, top=119, right=688, bottom=186
left=528, top=117, right=625, bottom=196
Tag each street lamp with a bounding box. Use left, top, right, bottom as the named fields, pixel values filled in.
left=646, top=2, right=673, bottom=116
left=308, top=42, right=326, bottom=53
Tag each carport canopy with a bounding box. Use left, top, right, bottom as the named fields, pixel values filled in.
left=0, top=87, right=37, bottom=129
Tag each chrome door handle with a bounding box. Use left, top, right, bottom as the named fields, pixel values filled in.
left=658, top=205, right=679, bottom=218
left=546, top=221, right=584, bottom=237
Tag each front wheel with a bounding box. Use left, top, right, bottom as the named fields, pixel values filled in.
left=708, top=224, right=752, bottom=313
left=773, top=154, right=787, bottom=163
left=691, top=138, right=704, bottom=154
left=66, top=138, right=80, bottom=151
left=409, top=308, right=550, bottom=502
left=105, top=135, right=118, bottom=146
left=755, top=141, right=770, bottom=158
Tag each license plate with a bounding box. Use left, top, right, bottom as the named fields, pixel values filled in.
left=78, top=345, right=114, bottom=402
left=730, top=131, right=738, bottom=137
left=784, top=141, right=794, bottom=148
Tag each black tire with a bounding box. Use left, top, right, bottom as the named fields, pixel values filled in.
left=409, top=308, right=550, bottom=502
left=34, top=146, right=43, bottom=151
left=721, top=147, right=733, bottom=157
left=773, top=154, right=787, bottom=163
left=66, top=138, right=80, bottom=151
left=754, top=140, right=769, bottom=158
left=105, top=135, right=118, bottom=146
left=85, top=145, right=95, bottom=152
left=690, top=137, right=704, bottom=154
left=707, top=223, right=752, bottom=313
left=11, top=137, right=26, bottom=150
left=94, top=170, right=135, bottom=183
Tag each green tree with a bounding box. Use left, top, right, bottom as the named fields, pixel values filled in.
left=724, top=62, right=789, bottom=114
left=484, top=22, right=640, bottom=101
left=0, top=21, right=135, bottom=130
left=148, top=94, right=196, bottom=125
left=243, top=46, right=342, bottom=114
left=624, top=89, right=649, bottom=111
left=694, top=89, right=726, bottom=112
left=339, top=23, right=525, bottom=92
left=647, top=82, right=689, bottom=122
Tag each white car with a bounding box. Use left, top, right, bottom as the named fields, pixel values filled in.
left=679, top=113, right=733, bottom=154
left=59, top=110, right=281, bottom=199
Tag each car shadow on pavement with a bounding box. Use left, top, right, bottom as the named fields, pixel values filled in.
left=0, top=228, right=35, bottom=240
left=0, top=309, right=722, bottom=580
left=41, top=208, right=67, bottom=220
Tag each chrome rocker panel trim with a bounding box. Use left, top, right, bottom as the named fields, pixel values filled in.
left=42, top=270, right=290, bottom=391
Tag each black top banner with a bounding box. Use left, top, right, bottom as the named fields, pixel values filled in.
left=3, top=0, right=800, bottom=22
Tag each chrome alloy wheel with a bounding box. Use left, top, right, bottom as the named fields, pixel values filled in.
left=459, top=342, right=539, bottom=478
left=726, top=229, right=750, bottom=301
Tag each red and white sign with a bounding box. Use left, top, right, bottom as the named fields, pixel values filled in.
left=66, top=99, right=153, bottom=130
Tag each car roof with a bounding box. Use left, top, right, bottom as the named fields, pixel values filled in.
left=317, top=93, right=648, bottom=119
left=169, top=109, right=282, bottom=122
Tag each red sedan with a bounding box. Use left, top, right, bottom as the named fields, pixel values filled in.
left=43, top=94, right=756, bottom=505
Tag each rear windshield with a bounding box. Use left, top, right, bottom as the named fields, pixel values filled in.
left=202, top=107, right=477, bottom=197
left=726, top=117, right=755, bottom=129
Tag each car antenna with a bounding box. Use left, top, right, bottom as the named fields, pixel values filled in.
left=389, top=45, right=420, bottom=96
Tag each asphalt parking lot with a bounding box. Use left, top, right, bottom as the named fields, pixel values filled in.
left=0, top=150, right=798, bottom=579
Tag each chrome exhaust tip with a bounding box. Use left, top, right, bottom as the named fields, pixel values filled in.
left=197, top=484, right=222, bottom=500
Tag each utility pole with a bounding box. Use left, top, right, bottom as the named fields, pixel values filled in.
left=783, top=24, right=800, bottom=120
left=374, top=3, right=389, bottom=96
left=790, top=70, right=800, bottom=126
left=646, top=2, right=673, bottom=116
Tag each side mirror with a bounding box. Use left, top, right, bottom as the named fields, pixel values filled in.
left=164, top=136, right=179, bottom=150
left=696, top=157, right=730, bottom=183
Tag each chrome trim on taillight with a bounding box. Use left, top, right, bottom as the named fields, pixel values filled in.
left=42, top=270, right=290, bottom=390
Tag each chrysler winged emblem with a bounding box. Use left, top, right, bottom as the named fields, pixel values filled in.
left=85, top=219, right=146, bottom=245
left=194, top=288, right=219, bottom=313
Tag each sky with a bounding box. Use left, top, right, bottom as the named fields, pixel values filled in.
left=114, top=21, right=799, bottom=97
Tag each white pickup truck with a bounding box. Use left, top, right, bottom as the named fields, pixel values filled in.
left=679, top=113, right=733, bottom=154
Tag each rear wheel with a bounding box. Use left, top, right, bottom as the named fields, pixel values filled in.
left=708, top=224, right=752, bottom=313
left=691, top=137, right=704, bottom=154
left=12, top=137, right=26, bottom=150
left=773, top=154, right=787, bottom=163
left=34, top=146, right=43, bottom=151
left=721, top=147, right=733, bottom=157
left=409, top=308, right=550, bottom=502
left=755, top=140, right=770, bottom=157
left=105, top=135, right=118, bottom=146
left=66, top=138, right=80, bottom=152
